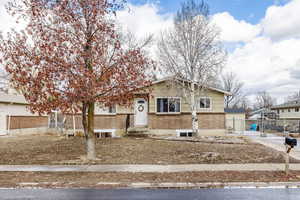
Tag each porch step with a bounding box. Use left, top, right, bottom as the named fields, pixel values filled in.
left=126, top=127, right=150, bottom=137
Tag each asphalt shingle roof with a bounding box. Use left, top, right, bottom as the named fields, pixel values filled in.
left=224, top=108, right=245, bottom=113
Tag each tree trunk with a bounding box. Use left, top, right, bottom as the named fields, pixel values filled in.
left=82, top=101, right=96, bottom=160
left=191, top=82, right=199, bottom=136
left=86, top=102, right=96, bottom=160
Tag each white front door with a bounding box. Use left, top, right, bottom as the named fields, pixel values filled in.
left=134, top=98, right=148, bottom=126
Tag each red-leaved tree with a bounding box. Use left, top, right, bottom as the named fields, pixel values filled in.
left=0, top=0, right=153, bottom=159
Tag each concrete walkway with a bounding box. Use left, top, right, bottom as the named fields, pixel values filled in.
left=1, top=163, right=300, bottom=172
left=242, top=131, right=300, bottom=160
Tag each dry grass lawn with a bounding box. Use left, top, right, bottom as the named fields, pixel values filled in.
left=1, top=171, right=300, bottom=188
left=0, top=134, right=298, bottom=165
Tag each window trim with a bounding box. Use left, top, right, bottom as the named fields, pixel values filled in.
left=155, top=97, right=182, bottom=114
left=198, top=97, right=212, bottom=110
left=95, top=104, right=117, bottom=115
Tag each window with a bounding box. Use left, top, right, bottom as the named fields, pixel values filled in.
left=296, top=108, right=299, bottom=112
left=288, top=109, right=291, bottom=112
left=157, top=98, right=180, bottom=113
left=282, top=109, right=284, bottom=113
left=108, top=105, right=116, bottom=113
left=180, top=132, right=193, bottom=137
left=199, top=97, right=211, bottom=109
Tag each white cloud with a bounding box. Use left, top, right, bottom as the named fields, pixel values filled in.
left=211, top=12, right=261, bottom=43
left=116, top=3, right=173, bottom=39
left=227, top=36, right=300, bottom=103
left=262, top=0, right=300, bottom=40
left=0, top=0, right=26, bottom=37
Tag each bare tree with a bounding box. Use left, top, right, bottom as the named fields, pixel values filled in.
left=255, top=91, right=276, bottom=109
left=158, top=0, right=226, bottom=136
left=221, top=72, right=244, bottom=108
left=120, top=30, right=154, bottom=51
left=285, top=90, right=300, bottom=102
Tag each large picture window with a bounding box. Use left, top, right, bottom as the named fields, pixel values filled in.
left=157, top=98, right=181, bottom=113
left=199, top=97, right=211, bottom=109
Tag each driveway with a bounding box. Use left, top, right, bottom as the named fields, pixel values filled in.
left=242, top=131, right=300, bottom=160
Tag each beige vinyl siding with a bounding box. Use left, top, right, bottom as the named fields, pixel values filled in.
left=276, top=107, right=300, bottom=119
left=108, top=80, right=225, bottom=114
left=148, top=81, right=225, bottom=113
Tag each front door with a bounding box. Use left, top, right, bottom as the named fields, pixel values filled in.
left=134, top=98, right=148, bottom=126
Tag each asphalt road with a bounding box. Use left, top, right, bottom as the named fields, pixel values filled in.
left=1, top=189, right=300, bottom=200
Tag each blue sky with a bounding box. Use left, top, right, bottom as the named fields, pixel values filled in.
left=128, top=0, right=289, bottom=24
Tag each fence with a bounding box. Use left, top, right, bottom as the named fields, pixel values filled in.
left=226, top=118, right=300, bottom=135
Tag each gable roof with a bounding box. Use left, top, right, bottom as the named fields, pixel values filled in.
left=152, top=77, right=231, bottom=96
left=271, top=100, right=300, bottom=109
left=0, top=93, right=28, bottom=104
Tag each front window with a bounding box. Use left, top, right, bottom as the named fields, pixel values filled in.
left=199, top=97, right=211, bottom=109
left=157, top=98, right=181, bottom=113
left=108, top=105, right=116, bottom=113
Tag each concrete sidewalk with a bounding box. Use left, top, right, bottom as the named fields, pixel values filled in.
left=1, top=164, right=300, bottom=172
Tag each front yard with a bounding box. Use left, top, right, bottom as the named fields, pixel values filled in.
left=0, top=134, right=298, bottom=165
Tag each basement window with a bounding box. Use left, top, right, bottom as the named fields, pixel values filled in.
left=180, top=132, right=193, bottom=137
left=94, top=129, right=116, bottom=138
left=176, top=130, right=193, bottom=137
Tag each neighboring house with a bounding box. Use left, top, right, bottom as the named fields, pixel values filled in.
left=65, top=78, right=231, bottom=137
left=248, top=108, right=277, bottom=120
left=225, top=108, right=246, bottom=132
left=271, top=100, right=300, bottom=119
left=0, top=92, right=48, bottom=135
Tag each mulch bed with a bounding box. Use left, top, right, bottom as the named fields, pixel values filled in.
left=1, top=171, right=300, bottom=188
left=0, top=135, right=299, bottom=165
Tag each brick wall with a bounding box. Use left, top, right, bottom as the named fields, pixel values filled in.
left=8, top=116, right=48, bottom=130
left=148, top=113, right=225, bottom=130
left=63, top=113, right=225, bottom=130
left=198, top=113, right=225, bottom=129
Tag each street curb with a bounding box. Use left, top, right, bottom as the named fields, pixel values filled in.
left=124, top=182, right=300, bottom=189
left=2, top=182, right=300, bottom=189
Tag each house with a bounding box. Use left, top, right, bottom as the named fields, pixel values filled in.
left=225, top=108, right=246, bottom=132
left=248, top=108, right=278, bottom=120
left=0, top=92, right=48, bottom=135
left=271, top=100, right=300, bottom=120
left=65, top=78, right=231, bottom=137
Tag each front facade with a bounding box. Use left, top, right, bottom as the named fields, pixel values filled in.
left=66, top=79, right=230, bottom=137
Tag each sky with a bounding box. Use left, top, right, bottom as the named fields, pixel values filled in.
left=117, top=0, right=300, bottom=104
left=0, top=0, right=300, bottom=105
